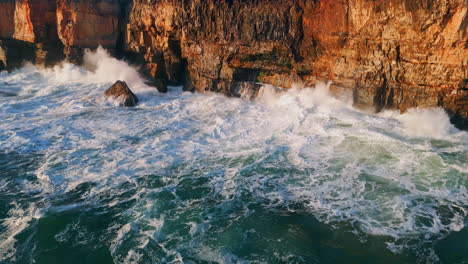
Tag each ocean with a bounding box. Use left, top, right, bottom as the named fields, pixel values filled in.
left=0, top=48, right=467, bottom=264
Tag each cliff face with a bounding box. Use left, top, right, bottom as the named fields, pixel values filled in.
left=56, top=0, right=123, bottom=62
left=0, top=0, right=64, bottom=68
left=1, top=0, right=467, bottom=128
left=0, top=0, right=121, bottom=67
left=308, top=0, right=468, bottom=127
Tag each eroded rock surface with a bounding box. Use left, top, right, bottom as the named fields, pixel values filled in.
left=124, top=0, right=468, bottom=129
left=0, top=0, right=467, bottom=128
left=56, top=0, right=124, bottom=63
left=104, top=80, right=138, bottom=107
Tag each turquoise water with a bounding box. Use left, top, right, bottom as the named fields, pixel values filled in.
left=1, top=48, right=467, bottom=263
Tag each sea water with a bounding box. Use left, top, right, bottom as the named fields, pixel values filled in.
left=0, top=47, right=467, bottom=264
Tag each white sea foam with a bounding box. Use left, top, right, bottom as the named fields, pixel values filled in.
left=0, top=48, right=467, bottom=262
left=379, top=107, right=457, bottom=138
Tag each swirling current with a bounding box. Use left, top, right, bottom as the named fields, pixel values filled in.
left=0, top=48, right=467, bottom=264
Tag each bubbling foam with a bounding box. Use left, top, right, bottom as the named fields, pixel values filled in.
left=397, top=108, right=454, bottom=138
left=0, top=48, right=467, bottom=262
left=257, top=81, right=352, bottom=111
left=13, top=46, right=153, bottom=96
left=379, top=108, right=457, bottom=138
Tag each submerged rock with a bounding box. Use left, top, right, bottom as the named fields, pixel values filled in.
left=104, top=80, right=139, bottom=107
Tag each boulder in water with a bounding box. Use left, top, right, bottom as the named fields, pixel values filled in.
left=104, top=81, right=139, bottom=107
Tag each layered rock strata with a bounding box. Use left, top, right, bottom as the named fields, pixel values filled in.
left=0, top=0, right=467, bottom=128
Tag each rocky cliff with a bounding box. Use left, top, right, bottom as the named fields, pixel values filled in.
left=1, top=0, right=467, bottom=129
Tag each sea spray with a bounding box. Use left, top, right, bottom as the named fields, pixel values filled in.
left=0, top=48, right=467, bottom=263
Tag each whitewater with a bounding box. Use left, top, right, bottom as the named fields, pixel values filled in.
left=0, top=47, right=467, bottom=263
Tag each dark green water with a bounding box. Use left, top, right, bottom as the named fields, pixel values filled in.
left=1, top=151, right=467, bottom=264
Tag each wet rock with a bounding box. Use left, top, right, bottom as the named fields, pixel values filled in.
left=104, top=80, right=138, bottom=107
left=229, top=82, right=263, bottom=100
left=0, top=46, right=6, bottom=71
